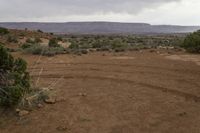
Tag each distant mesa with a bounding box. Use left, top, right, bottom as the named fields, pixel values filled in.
left=0, top=22, right=199, bottom=34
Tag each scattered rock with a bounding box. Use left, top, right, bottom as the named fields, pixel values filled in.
left=37, top=103, right=44, bottom=108
left=56, top=125, right=68, bottom=131
left=18, top=110, right=29, bottom=117
left=45, top=97, right=56, bottom=104
left=56, top=97, right=66, bottom=102
left=178, top=112, right=187, bottom=117
left=15, top=108, right=21, bottom=113
left=78, top=93, right=87, bottom=97
left=149, top=49, right=156, bottom=53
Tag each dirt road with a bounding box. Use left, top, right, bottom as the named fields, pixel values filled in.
left=1, top=50, right=200, bottom=133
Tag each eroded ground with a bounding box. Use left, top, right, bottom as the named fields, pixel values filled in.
left=1, top=50, right=200, bottom=133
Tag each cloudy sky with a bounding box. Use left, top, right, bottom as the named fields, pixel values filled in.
left=0, top=0, right=199, bottom=25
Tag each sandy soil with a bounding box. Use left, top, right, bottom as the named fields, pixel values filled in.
left=1, top=50, right=200, bottom=133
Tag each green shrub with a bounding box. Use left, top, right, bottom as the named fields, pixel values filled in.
left=21, top=43, right=32, bottom=49
left=37, top=29, right=43, bottom=33
left=7, top=36, right=18, bottom=43
left=25, top=44, right=45, bottom=55
left=35, top=37, right=42, bottom=43
left=0, top=27, right=9, bottom=35
left=26, top=38, right=35, bottom=44
left=48, top=38, right=60, bottom=47
left=0, top=44, right=30, bottom=107
left=24, top=44, right=65, bottom=56
left=69, top=42, right=79, bottom=49
left=57, top=37, right=63, bottom=41
left=182, top=30, right=200, bottom=53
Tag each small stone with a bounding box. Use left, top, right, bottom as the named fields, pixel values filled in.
left=56, top=97, right=66, bottom=102
left=45, top=98, right=56, bottom=104
left=78, top=93, right=87, bottom=97
left=18, top=110, right=29, bottom=117
left=15, top=108, right=21, bottom=113
left=37, top=104, right=43, bottom=108
left=178, top=112, right=187, bottom=117
left=56, top=125, right=68, bottom=131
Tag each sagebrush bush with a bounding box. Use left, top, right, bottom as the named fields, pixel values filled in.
left=0, top=27, right=9, bottom=35
left=49, top=38, right=60, bottom=47
left=69, top=42, right=79, bottom=49
left=26, top=38, right=35, bottom=44
left=0, top=44, right=30, bottom=107
left=182, top=30, right=200, bottom=53
left=7, top=35, right=18, bottom=43
left=21, top=43, right=32, bottom=49
left=24, top=44, right=65, bottom=56
left=35, top=37, right=42, bottom=43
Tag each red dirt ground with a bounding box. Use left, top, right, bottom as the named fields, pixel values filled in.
left=1, top=50, right=200, bottom=133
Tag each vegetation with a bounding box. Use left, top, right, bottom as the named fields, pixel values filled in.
left=37, top=29, right=43, bottom=33
left=35, top=37, right=42, bottom=43
left=66, top=34, right=182, bottom=52
left=26, top=38, right=35, bottom=44
left=0, top=44, right=30, bottom=107
left=0, top=27, right=9, bottom=35
left=24, top=44, right=65, bottom=56
left=21, top=43, right=32, bottom=49
left=182, top=30, right=200, bottom=53
left=48, top=38, right=60, bottom=47
left=7, top=35, right=18, bottom=43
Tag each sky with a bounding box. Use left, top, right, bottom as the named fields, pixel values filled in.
left=0, top=0, right=199, bottom=25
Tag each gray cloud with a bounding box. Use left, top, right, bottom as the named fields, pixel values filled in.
left=0, top=0, right=180, bottom=19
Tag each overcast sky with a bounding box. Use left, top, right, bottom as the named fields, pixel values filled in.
left=0, top=0, right=199, bottom=25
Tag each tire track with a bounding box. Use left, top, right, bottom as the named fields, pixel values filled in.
left=32, top=74, right=200, bottom=103
left=29, top=62, right=200, bottom=75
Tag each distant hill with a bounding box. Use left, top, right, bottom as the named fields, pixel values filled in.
left=0, top=22, right=199, bottom=34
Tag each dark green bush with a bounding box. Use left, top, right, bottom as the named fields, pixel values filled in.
left=25, top=44, right=45, bottom=55
left=69, top=42, right=79, bottom=49
left=0, top=27, right=9, bottom=35
left=35, top=37, right=42, bottom=43
left=24, top=44, right=65, bottom=56
left=37, top=29, right=43, bottom=33
left=0, top=44, right=30, bottom=107
left=7, top=36, right=18, bottom=43
left=21, top=43, right=32, bottom=49
left=48, top=38, right=60, bottom=47
left=182, top=30, right=200, bottom=53
left=26, top=38, right=35, bottom=44
left=57, top=37, right=63, bottom=41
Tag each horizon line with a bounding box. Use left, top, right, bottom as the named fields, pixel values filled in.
left=0, top=21, right=199, bottom=27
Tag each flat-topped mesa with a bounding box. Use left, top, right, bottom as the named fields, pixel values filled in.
left=0, top=22, right=199, bottom=34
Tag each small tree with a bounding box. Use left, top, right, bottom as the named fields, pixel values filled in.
left=0, top=44, right=30, bottom=107
left=182, top=30, right=200, bottom=53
